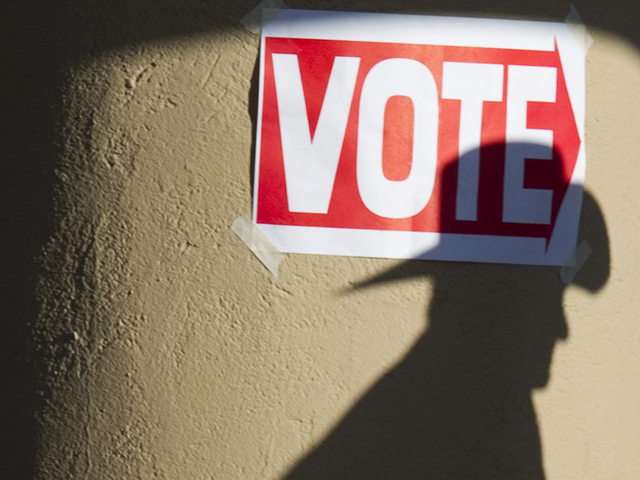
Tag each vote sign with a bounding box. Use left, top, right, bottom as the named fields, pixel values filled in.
left=253, top=10, right=585, bottom=265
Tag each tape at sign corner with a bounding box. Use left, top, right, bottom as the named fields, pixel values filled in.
left=240, top=0, right=286, bottom=34
left=232, top=216, right=283, bottom=275
left=566, top=4, right=593, bottom=53
left=559, top=239, right=593, bottom=284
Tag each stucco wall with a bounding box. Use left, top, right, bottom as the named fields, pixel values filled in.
left=3, top=1, right=640, bottom=479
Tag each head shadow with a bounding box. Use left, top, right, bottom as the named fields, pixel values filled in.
left=282, top=142, right=610, bottom=480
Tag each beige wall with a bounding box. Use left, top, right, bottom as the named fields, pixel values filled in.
left=4, top=0, right=639, bottom=478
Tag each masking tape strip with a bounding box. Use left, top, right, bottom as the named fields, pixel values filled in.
left=240, top=0, right=286, bottom=34
left=232, top=216, right=283, bottom=275
left=559, top=239, right=592, bottom=284
left=565, top=4, right=593, bottom=53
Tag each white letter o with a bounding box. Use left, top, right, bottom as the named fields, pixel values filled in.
left=357, top=58, right=439, bottom=219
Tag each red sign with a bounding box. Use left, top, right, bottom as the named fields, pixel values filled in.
left=254, top=11, right=585, bottom=265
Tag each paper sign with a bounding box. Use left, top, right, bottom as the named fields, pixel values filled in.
left=253, top=10, right=585, bottom=265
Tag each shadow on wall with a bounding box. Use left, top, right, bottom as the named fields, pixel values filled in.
left=282, top=188, right=609, bottom=480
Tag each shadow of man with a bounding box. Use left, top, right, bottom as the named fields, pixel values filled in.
left=282, top=155, right=609, bottom=479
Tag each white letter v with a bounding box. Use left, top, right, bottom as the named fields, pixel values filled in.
left=272, top=54, right=360, bottom=214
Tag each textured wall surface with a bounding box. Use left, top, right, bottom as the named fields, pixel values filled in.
left=2, top=0, right=640, bottom=479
